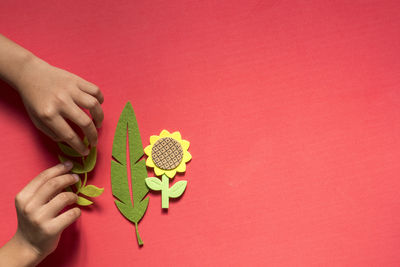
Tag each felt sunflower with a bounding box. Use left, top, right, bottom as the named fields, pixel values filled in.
left=144, top=130, right=191, bottom=178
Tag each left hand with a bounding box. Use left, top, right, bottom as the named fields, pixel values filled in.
left=16, top=56, right=104, bottom=155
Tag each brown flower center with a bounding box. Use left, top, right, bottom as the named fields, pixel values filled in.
left=151, top=137, right=183, bottom=170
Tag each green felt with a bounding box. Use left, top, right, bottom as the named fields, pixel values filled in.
left=111, top=102, right=149, bottom=246
left=145, top=177, right=162, bottom=191
left=58, top=146, right=96, bottom=174
left=83, top=146, right=97, bottom=173
left=75, top=179, right=82, bottom=191
left=148, top=175, right=188, bottom=209
left=83, top=136, right=89, bottom=146
left=80, top=185, right=104, bottom=197
left=57, top=142, right=81, bottom=157
left=77, top=196, right=93, bottom=206
left=161, top=174, right=170, bottom=209
left=58, top=139, right=103, bottom=206
left=58, top=155, right=85, bottom=173
left=169, top=180, right=187, bottom=198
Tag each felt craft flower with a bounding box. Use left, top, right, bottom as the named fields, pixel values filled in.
left=144, top=130, right=191, bottom=178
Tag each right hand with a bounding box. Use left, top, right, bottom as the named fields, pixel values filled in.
left=12, top=162, right=81, bottom=264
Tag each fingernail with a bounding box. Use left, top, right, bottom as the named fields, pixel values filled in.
left=63, top=161, right=73, bottom=168
left=72, top=174, right=79, bottom=182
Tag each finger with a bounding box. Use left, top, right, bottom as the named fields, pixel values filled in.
left=45, top=115, right=89, bottom=156
left=74, top=93, right=104, bottom=129
left=41, top=192, right=78, bottom=219
left=49, top=207, right=81, bottom=233
left=77, top=79, right=103, bottom=104
left=30, top=174, right=79, bottom=207
left=17, top=162, right=73, bottom=204
left=62, top=104, right=98, bottom=147
left=32, top=119, right=60, bottom=141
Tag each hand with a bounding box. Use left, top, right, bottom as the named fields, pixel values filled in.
left=0, top=162, right=81, bottom=266
left=16, top=57, right=104, bottom=155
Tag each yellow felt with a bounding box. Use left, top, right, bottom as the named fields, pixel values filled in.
left=144, top=129, right=191, bottom=179
left=165, top=169, right=177, bottom=178
left=183, top=151, right=192, bottom=162
left=181, top=140, right=190, bottom=150
left=160, top=129, right=170, bottom=137
left=154, top=166, right=164, bottom=176
left=144, top=145, right=152, bottom=156
left=171, top=131, right=182, bottom=141
left=176, top=162, right=186, bottom=172
left=146, top=156, right=155, bottom=167
left=150, top=135, right=161, bottom=145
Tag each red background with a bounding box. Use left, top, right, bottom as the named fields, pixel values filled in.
left=1, top=1, right=400, bottom=266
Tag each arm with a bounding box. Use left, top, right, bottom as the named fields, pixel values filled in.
left=0, top=34, right=104, bottom=155
left=0, top=162, right=80, bottom=267
left=0, top=34, right=34, bottom=88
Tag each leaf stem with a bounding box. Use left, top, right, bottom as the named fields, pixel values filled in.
left=83, top=172, right=88, bottom=187
left=135, top=222, right=143, bottom=246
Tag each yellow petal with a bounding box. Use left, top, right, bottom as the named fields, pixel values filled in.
left=176, top=162, right=186, bottom=172
left=160, top=129, right=170, bottom=137
left=154, top=167, right=165, bottom=176
left=150, top=135, right=161, bottom=145
left=171, top=131, right=182, bottom=141
left=165, top=169, right=177, bottom=178
left=181, top=140, right=190, bottom=150
left=183, top=151, right=192, bottom=162
left=144, top=145, right=152, bottom=156
left=146, top=156, right=155, bottom=167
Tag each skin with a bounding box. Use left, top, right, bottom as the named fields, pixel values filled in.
left=0, top=34, right=104, bottom=155
left=0, top=162, right=81, bottom=266
left=0, top=35, right=104, bottom=265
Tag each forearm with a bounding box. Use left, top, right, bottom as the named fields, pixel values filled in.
left=0, top=34, right=38, bottom=89
left=0, top=232, right=42, bottom=267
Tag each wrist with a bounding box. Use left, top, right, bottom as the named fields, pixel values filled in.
left=13, top=53, right=42, bottom=93
left=8, top=231, right=43, bottom=266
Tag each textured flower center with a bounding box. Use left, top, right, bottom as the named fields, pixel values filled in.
left=151, top=137, right=183, bottom=170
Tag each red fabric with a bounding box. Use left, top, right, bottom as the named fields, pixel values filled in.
left=1, top=1, right=400, bottom=266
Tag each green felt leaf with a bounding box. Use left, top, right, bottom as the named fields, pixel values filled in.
left=82, top=146, right=97, bottom=173
left=111, top=102, right=149, bottom=246
left=83, top=136, right=89, bottom=147
left=169, top=180, right=187, bottom=198
left=58, top=147, right=96, bottom=174
left=77, top=196, right=93, bottom=206
left=75, top=178, right=82, bottom=191
left=57, top=142, right=81, bottom=157
left=145, top=177, right=162, bottom=191
left=80, top=185, right=104, bottom=197
left=58, top=155, right=86, bottom=173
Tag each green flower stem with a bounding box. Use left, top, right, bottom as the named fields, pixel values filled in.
left=161, top=174, right=170, bottom=209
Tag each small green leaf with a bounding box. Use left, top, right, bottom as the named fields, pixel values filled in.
left=58, top=155, right=86, bottom=173
left=76, top=196, right=93, bottom=206
left=83, top=136, right=89, bottom=147
left=145, top=177, right=162, bottom=191
left=82, top=147, right=97, bottom=173
left=80, top=185, right=104, bottom=197
left=75, top=178, right=82, bottom=191
left=169, top=180, right=187, bottom=198
left=57, top=142, right=81, bottom=157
